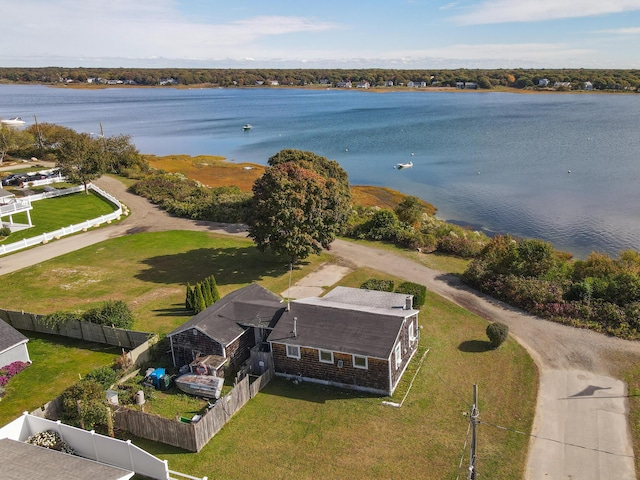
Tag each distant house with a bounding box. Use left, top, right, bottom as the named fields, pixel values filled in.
left=356, top=81, right=370, bottom=89
left=336, top=81, right=352, bottom=88
left=385, top=80, right=394, bottom=87
left=584, top=81, right=594, bottom=90
left=408, top=81, right=427, bottom=88
left=554, top=81, right=571, bottom=89
left=269, top=80, right=279, bottom=86
left=464, top=82, right=478, bottom=89
left=268, top=287, right=420, bottom=395
left=167, top=284, right=284, bottom=370
left=0, top=320, right=30, bottom=367
left=539, top=78, right=550, bottom=86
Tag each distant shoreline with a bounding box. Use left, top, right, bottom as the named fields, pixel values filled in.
left=0, top=81, right=624, bottom=95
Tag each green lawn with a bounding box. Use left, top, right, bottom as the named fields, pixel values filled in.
left=0, top=332, right=120, bottom=425
left=0, top=231, right=538, bottom=478
left=1, top=190, right=118, bottom=244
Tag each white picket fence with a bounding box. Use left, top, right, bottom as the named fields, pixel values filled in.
left=0, top=183, right=123, bottom=255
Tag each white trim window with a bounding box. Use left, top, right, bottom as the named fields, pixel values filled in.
left=353, top=355, right=368, bottom=370
left=319, top=349, right=334, bottom=364
left=408, top=321, right=415, bottom=342
left=286, top=344, right=300, bottom=359
left=395, top=343, right=402, bottom=369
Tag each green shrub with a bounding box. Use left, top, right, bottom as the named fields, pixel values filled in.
left=0, top=226, right=10, bottom=237
left=486, top=322, right=509, bottom=349
left=83, top=300, right=134, bottom=329
left=360, top=279, right=395, bottom=292
left=396, top=281, right=427, bottom=308
left=84, top=366, right=118, bottom=389
left=40, top=311, right=82, bottom=328
left=60, top=379, right=109, bottom=431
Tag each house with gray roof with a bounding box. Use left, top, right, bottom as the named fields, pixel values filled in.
left=0, top=438, right=134, bottom=480
left=268, top=287, right=420, bottom=395
left=168, top=283, right=285, bottom=370
left=0, top=320, right=30, bottom=367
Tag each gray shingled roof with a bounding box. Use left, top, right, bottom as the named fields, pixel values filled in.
left=0, top=320, right=28, bottom=354
left=168, top=283, right=284, bottom=345
left=0, top=439, right=134, bottom=480
left=268, top=287, right=418, bottom=359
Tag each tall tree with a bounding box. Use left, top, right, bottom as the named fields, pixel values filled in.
left=56, top=131, right=105, bottom=193
left=248, top=150, right=351, bottom=264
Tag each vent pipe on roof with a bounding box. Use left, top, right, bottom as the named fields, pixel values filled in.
left=406, top=296, right=412, bottom=310
left=293, top=317, right=297, bottom=337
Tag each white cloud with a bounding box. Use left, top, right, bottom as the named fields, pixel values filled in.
left=451, top=0, right=640, bottom=25
left=0, top=1, right=338, bottom=62
left=597, top=26, right=640, bottom=34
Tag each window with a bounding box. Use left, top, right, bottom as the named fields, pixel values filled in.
left=286, top=344, right=300, bottom=359
left=408, top=322, right=415, bottom=341
left=319, top=350, right=334, bottom=364
left=395, top=343, right=402, bottom=369
left=353, top=355, right=368, bottom=369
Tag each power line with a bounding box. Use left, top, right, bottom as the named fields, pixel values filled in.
left=480, top=420, right=635, bottom=458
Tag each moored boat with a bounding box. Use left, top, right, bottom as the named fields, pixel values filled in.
left=242, top=124, right=252, bottom=130
left=395, top=161, right=413, bottom=169
left=175, top=373, right=224, bottom=399
left=1, top=117, right=25, bottom=126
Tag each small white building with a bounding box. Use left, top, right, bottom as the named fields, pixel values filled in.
left=0, top=320, right=30, bottom=367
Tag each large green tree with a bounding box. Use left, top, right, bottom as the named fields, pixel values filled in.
left=56, top=130, right=105, bottom=193
left=248, top=149, right=351, bottom=263
left=0, top=124, right=33, bottom=164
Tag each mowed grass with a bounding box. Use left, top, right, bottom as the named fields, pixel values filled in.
left=0, top=332, right=120, bottom=425
left=0, top=230, right=536, bottom=478
left=0, top=191, right=118, bottom=244
left=132, top=280, right=536, bottom=480
left=0, top=230, right=331, bottom=334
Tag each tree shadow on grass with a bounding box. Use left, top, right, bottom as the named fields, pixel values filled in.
left=152, top=304, right=191, bottom=317
left=135, top=245, right=308, bottom=286
left=458, top=340, right=493, bottom=353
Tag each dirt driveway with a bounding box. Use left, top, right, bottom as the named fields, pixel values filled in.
left=1, top=176, right=639, bottom=479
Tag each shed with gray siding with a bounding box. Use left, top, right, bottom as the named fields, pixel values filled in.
left=0, top=320, right=30, bottom=367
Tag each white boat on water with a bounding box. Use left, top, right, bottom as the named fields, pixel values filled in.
left=1, top=117, right=25, bottom=126
left=395, top=161, right=413, bottom=169
left=242, top=124, right=252, bottom=130
left=175, top=373, right=224, bottom=399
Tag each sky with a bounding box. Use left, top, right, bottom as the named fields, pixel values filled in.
left=2, top=0, right=640, bottom=69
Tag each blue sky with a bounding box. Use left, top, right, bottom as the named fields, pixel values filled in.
left=2, top=0, right=640, bottom=68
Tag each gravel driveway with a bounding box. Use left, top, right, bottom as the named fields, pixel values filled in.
left=1, top=175, right=638, bottom=479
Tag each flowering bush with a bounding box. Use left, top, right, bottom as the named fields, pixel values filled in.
left=0, top=361, right=29, bottom=390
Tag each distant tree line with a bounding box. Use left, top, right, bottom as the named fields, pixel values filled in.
left=1, top=67, right=640, bottom=91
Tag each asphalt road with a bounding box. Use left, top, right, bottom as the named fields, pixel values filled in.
left=1, top=176, right=638, bottom=479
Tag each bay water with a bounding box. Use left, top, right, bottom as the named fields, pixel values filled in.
left=2, top=85, right=639, bottom=258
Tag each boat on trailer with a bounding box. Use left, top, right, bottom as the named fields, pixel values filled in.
left=175, top=373, right=224, bottom=399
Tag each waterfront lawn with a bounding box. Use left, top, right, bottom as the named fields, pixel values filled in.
left=132, top=284, right=537, bottom=480
left=0, top=331, right=120, bottom=425
left=0, top=191, right=118, bottom=244
left=0, top=230, right=330, bottom=334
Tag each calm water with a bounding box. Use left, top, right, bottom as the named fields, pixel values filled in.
left=2, top=85, right=640, bottom=258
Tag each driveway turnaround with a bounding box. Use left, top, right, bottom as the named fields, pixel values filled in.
left=1, top=176, right=638, bottom=479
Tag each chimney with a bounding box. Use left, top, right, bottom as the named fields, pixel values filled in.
left=405, top=296, right=413, bottom=310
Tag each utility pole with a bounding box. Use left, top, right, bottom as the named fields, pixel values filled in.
left=468, top=384, right=479, bottom=480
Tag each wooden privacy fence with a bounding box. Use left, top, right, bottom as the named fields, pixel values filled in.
left=0, top=309, right=152, bottom=350
left=114, top=368, right=274, bottom=452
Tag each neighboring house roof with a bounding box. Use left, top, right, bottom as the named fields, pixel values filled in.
left=0, top=438, right=134, bottom=480
left=0, top=188, right=15, bottom=199
left=168, top=283, right=284, bottom=345
left=269, top=287, right=418, bottom=359
left=0, top=320, right=28, bottom=356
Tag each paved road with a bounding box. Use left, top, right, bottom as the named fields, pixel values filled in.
left=1, top=176, right=638, bottom=479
